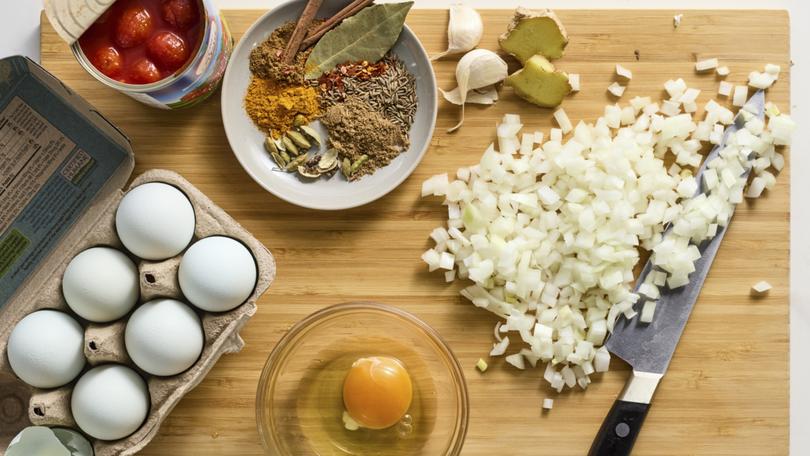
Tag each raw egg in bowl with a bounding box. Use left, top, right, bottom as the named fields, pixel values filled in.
left=256, top=302, right=468, bottom=455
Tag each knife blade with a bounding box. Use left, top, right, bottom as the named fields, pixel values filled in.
left=588, top=90, right=765, bottom=456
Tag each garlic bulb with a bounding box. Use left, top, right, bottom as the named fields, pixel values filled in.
left=443, top=49, right=508, bottom=132
left=431, top=4, right=483, bottom=61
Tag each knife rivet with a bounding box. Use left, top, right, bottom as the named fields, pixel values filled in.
left=615, top=422, right=631, bottom=438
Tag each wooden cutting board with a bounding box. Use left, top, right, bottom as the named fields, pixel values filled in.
left=39, top=8, right=790, bottom=456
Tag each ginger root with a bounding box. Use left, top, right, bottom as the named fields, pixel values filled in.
left=499, top=8, right=568, bottom=63
left=505, top=55, right=571, bottom=108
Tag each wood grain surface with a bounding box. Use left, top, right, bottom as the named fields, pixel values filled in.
left=40, top=8, right=790, bottom=455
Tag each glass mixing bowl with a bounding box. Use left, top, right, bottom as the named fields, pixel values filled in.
left=256, top=302, right=468, bottom=455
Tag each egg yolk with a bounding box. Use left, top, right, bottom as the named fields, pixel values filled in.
left=342, top=356, right=413, bottom=430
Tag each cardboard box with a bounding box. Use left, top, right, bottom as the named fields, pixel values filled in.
left=0, top=56, right=276, bottom=455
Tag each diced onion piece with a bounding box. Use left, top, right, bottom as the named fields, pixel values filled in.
left=716, top=66, right=730, bottom=77
left=639, top=283, right=660, bottom=299
left=520, top=133, right=534, bottom=155
left=718, top=81, right=733, bottom=97
left=745, top=177, right=766, bottom=198
left=505, top=353, right=525, bottom=370
left=422, top=173, right=449, bottom=197
left=660, top=100, right=681, bottom=117
left=534, top=131, right=545, bottom=144
left=679, top=88, right=700, bottom=104
left=616, top=64, right=633, bottom=80
left=732, top=85, right=748, bottom=107
left=765, top=63, right=781, bottom=77
left=490, top=336, right=510, bottom=356
left=664, top=78, right=687, bottom=98
left=542, top=398, right=554, bottom=410
left=607, top=82, right=626, bottom=98
left=550, top=128, right=562, bottom=141
left=554, top=108, right=573, bottom=134
left=594, top=346, right=610, bottom=372
left=640, top=300, right=657, bottom=323
left=751, top=280, right=772, bottom=294
left=343, top=411, right=360, bottom=431
left=748, top=71, right=776, bottom=90
left=673, top=14, right=682, bottom=28
left=476, top=358, right=488, bottom=372
left=695, top=58, right=718, bottom=72
left=569, top=73, right=580, bottom=92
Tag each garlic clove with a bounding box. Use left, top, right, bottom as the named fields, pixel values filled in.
left=431, top=4, right=483, bottom=61
left=448, top=49, right=508, bottom=132
left=440, top=86, right=499, bottom=106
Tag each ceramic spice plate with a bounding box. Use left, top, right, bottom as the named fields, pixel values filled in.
left=220, top=0, right=437, bottom=210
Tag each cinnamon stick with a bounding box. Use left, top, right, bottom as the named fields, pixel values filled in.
left=300, top=0, right=374, bottom=50
left=282, top=0, right=324, bottom=64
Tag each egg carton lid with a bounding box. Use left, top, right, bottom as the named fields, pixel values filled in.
left=44, top=0, right=118, bottom=45
left=0, top=55, right=135, bottom=347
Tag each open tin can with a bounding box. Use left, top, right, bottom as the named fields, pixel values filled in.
left=45, top=0, right=232, bottom=109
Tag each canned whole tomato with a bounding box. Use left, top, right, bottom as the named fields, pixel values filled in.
left=65, top=0, right=232, bottom=109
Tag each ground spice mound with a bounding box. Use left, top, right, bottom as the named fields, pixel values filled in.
left=249, top=20, right=323, bottom=85
left=320, top=97, right=409, bottom=180
left=244, top=77, right=320, bottom=137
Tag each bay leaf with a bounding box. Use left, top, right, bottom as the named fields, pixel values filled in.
left=304, top=2, right=414, bottom=79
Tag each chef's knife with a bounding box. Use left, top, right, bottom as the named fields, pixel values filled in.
left=588, top=90, right=765, bottom=456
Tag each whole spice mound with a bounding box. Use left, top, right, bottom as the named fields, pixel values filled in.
left=244, top=77, right=320, bottom=138
left=249, top=20, right=324, bottom=85
left=320, top=97, right=409, bottom=180
left=318, top=55, right=417, bottom=136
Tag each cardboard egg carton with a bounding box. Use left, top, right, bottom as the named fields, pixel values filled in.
left=0, top=57, right=275, bottom=455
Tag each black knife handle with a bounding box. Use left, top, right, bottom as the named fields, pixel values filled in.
left=588, top=399, right=650, bottom=456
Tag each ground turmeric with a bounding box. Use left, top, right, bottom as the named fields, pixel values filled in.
left=244, top=77, right=320, bottom=138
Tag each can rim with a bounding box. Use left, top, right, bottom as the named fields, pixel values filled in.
left=70, top=0, right=208, bottom=93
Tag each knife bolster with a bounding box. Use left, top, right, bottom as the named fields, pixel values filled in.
left=618, top=370, right=663, bottom=404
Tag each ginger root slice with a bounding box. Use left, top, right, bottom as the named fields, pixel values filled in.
left=505, top=55, right=571, bottom=108
left=498, top=8, right=569, bottom=63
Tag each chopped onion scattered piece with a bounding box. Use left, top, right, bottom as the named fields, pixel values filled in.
left=490, top=336, right=510, bottom=356
left=542, top=398, right=554, bottom=410
left=751, top=280, right=772, bottom=294
left=505, top=353, right=526, bottom=370
left=553, top=108, right=573, bottom=134
left=569, top=73, right=580, bottom=92
left=732, top=85, right=748, bottom=107
left=607, top=82, right=626, bottom=98
left=716, top=66, right=730, bottom=77
left=695, top=58, right=718, bottom=72
left=673, top=14, right=682, bottom=28
left=718, top=81, right=733, bottom=97
left=640, top=300, right=657, bottom=323
left=748, top=71, right=776, bottom=90
left=476, top=358, right=489, bottom=372
left=616, top=64, right=633, bottom=80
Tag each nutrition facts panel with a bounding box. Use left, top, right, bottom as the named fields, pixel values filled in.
left=0, top=97, right=74, bottom=235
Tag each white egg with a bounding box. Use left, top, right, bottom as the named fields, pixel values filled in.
left=62, top=247, right=139, bottom=322
left=178, top=236, right=257, bottom=312
left=125, top=299, right=203, bottom=376
left=7, top=310, right=85, bottom=388
left=116, top=182, right=195, bottom=260
left=71, top=365, right=149, bottom=441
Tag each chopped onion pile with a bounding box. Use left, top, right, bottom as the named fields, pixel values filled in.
left=421, top=67, right=793, bottom=394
